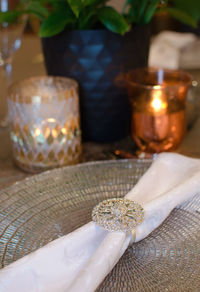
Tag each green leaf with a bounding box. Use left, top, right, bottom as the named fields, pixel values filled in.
left=124, top=0, right=150, bottom=23
left=78, top=7, right=97, bottom=29
left=67, top=0, right=82, bottom=18
left=137, top=0, right=148, bottom=21
left=39, top=9, right=74, bottom=37
left=161, top=7, right=197, bottom=28
left=98, top=6, right=130, bottom=34
left=123, top=0, right=145, bottom=14
left=144, top=0, right=160, bottom=23
left=94, top=0, right=108, bottom=6
left=172, top=0, right=200, bottom=21
left=84, top=0, right=98, bottom=6
left=27, top=1, right=49, bottom=20
left=0, top=11, right=24, bottom=23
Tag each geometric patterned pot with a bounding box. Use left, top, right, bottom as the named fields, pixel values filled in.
left=42, top=25, right=150, bottom=142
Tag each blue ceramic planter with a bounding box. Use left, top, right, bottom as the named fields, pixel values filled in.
left=42, top=25, right=150, bottom=142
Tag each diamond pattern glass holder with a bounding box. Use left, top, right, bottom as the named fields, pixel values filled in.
left=8, top=76, right=81, bottom=173
left=0, top=159, right=200, bottom=291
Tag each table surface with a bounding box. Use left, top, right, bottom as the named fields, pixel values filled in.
left=0, top=34, right=200, bottom=190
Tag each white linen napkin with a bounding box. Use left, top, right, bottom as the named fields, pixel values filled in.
left=148, top=30, right=200, bottom=69
left=0, top=153, right=200, bottom=292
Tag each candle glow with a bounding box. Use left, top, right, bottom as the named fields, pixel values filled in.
left=8, top=76, right=82, bottom=173
left=34, top=128, right=41, bottom=136
left=150, top=90, right=167, bottom=113
left=127, top=68, right=191, bottom=153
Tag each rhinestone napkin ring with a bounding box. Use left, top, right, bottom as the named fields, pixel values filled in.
left=92, top=198, right=144, bottom=232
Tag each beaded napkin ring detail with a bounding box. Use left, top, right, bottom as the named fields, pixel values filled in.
left=92, top=198, right=144, bottom=243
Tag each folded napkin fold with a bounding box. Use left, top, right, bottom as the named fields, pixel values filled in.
left=0, top=153, right=200, bottom=292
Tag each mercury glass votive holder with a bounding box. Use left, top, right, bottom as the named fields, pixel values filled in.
left=126, top=68, right=192, bottom=153
left=8, top=76, right=81, bottom=173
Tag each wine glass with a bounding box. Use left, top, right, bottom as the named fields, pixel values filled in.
left=0, top=0, right=26, bottom=127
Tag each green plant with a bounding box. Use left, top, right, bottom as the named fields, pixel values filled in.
left=0, top=0, right=200, bottom=37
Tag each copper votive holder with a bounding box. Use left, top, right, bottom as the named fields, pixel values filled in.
left=126, top=68, right=192, bottom=153
left=8, top=76, right=81, bottom=173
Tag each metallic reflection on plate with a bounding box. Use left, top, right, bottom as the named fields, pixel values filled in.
left=0, top=159, right=200, bottom=291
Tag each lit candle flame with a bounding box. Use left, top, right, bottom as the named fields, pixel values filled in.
left=150, top=90, right=167, bottom=113
left=46, top=118, right=56, bottom=123
left=34, top=128, right=41, bottom=136
left=61, top=128, right=67, bottom=134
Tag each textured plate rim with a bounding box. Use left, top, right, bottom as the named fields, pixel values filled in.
left=0, top=158, right=152, bottom=196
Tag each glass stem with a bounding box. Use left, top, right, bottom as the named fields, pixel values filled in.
left=4, top=61, right=12, bottom=86
left=0, top=61, right=12, bottom=127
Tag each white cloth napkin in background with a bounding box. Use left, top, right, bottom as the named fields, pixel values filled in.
left=149, top=30, right=200, bottom=69
left=0, top=153, right=200, bottom=292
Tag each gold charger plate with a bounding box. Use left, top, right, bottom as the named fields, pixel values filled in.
left=0, top=159, right=200, bottom=291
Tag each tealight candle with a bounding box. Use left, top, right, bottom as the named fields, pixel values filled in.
left=8, top=76, right=81, bottom=173
left=149, top=89, right=167, bottom=113
left=127, top=68, right=191, bottom=153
